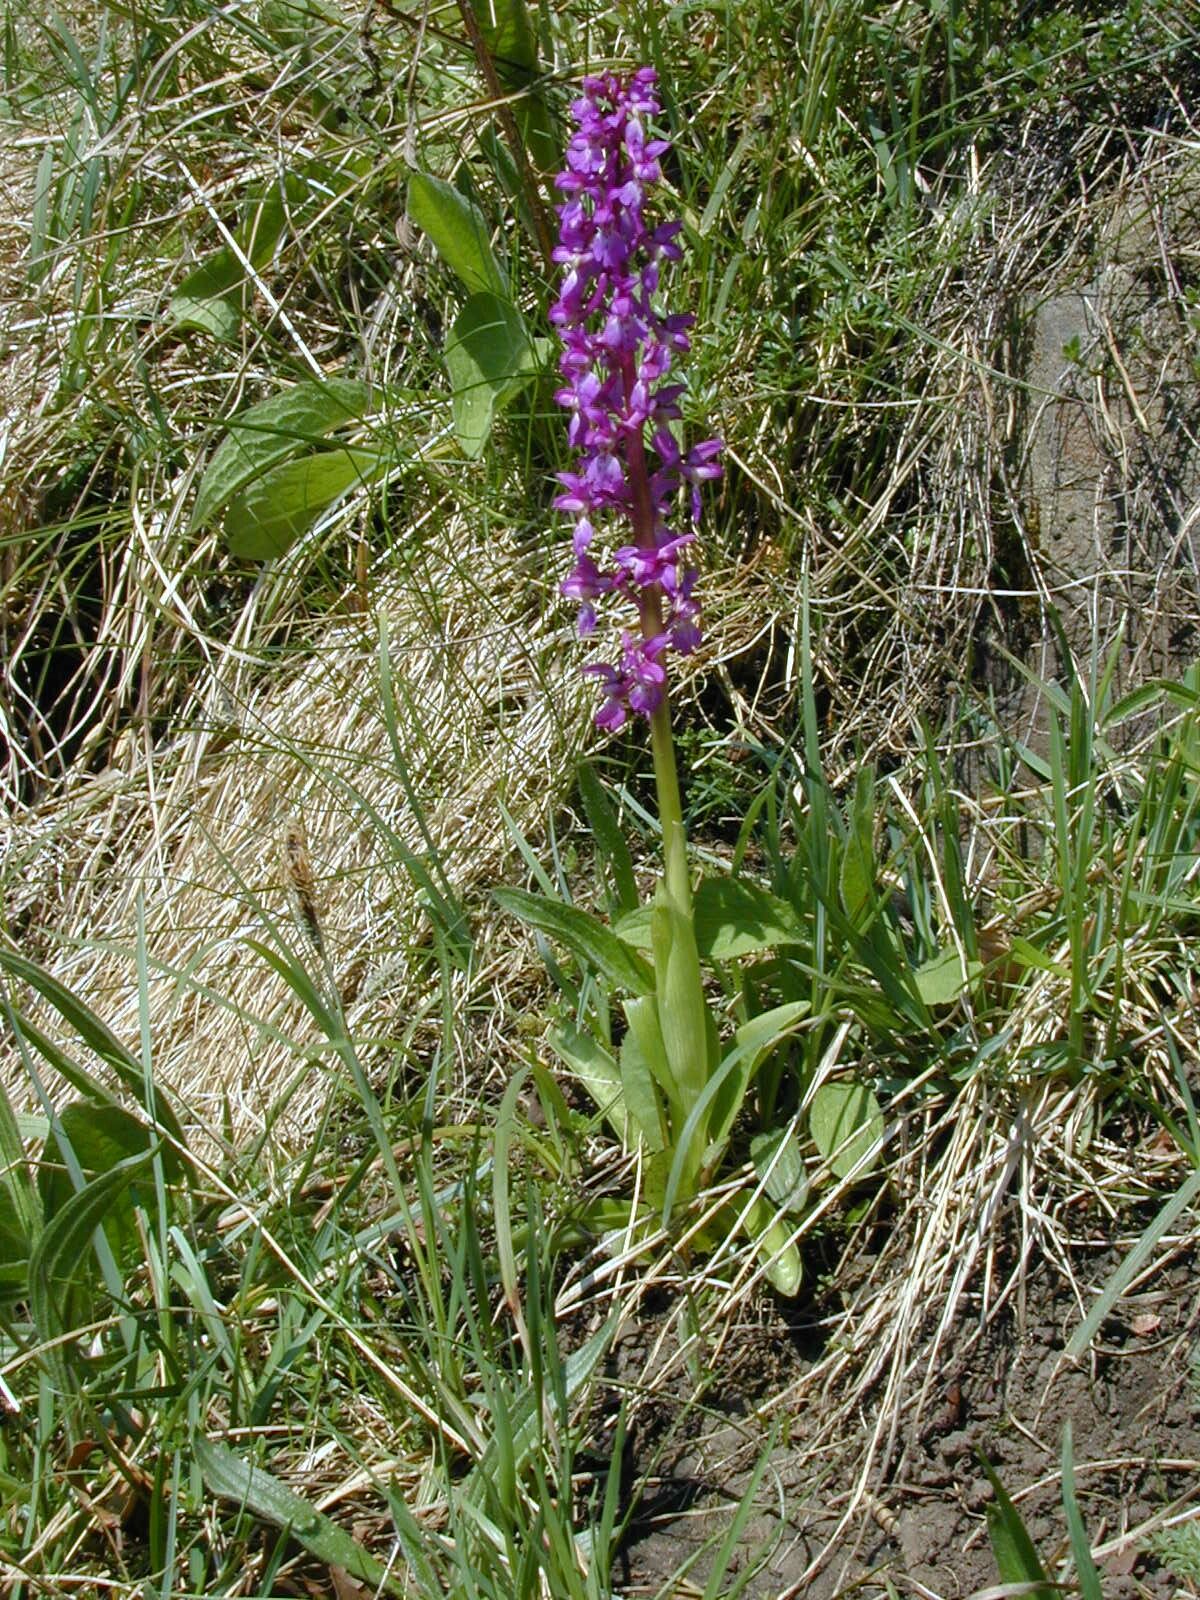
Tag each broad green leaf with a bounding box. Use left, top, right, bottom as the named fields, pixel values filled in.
left=707, top=1001, right=809, bottom=1154
left=553, top=1195, right=635, bottom=1249
left=913, top=946, right=981, bottom=1007
left=750, top=1126, right=809, bottom=1214
left=0, top=947, right=139, bottom=1078
left=492, top=1068, right=526, bottom=1362
left=39, top=1101, right=180, bottom=1257
left=470, top=0, right=536, bottom=79
left=514, top=93, right=560, bottom=177
left=467, top=0, right=559, bottom=173
left=1008, top=936, right=1067, bottom=976
left=549, top=1028, right=628, bottom=1142
left=742, top=1194, right=803, bottom=1297
left=494, top=887, right=654, bottom=995
left=445, top=292, right=537, bottom=457
left=0, top=948, right=185, bottom=1149
left=223, top=446, right=384, bottom=560
left=651, top=883, right=717, bottom=1108
left=809, top=1080, right=883, bottom=1179
left=258, top=0, right=335, bottom=48
left=624, top=995, right=680, bottom=1116
left=170, top=294, right=239, bottom=340
left=620, top=999, right=671, bottom=1152
left=661, top=1010, right=779, bottom=1224
left=619, top=1036, right=667, bottom=1154
left=407, top=171, right=507, bottom=296
left=695, top=877, right=806, bottom=960
left=616, top=875, right=804, bottom=959
left=28, top=145, right=55, bottom=286
left=613, top=905, right=653, bottom=949
left=29, top=1146, right=155, bottom=1342
left=192, top=379, right=373, bottom=530
left=0, top=1185, right=29, bottom=1304
left=194, top=1437, right=401, bottom=1595
left=169, top=187, right=288, bottom=334
left=979, top=1456, right=1056, bottom=1600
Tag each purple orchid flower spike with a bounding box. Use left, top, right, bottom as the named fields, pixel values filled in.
left=551, top=68, right=722, bottom=729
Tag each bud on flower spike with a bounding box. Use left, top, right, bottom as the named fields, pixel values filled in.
left=552, top=68, right=722, bottom=731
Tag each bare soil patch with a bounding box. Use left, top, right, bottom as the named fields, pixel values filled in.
left=596, top=1235, right=1200, bottom=1597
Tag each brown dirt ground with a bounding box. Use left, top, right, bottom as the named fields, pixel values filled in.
left=588, top=1236, right=1200, bottom=1599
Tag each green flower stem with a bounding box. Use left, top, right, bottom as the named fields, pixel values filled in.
left=649, top=697, right=692, bottom=914
left=634, top=579, right=692, bottom=914
left=628, top=417, right=693, bottom=916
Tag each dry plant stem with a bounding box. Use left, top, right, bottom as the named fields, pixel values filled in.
left=452, top=0, right=555, bottom=270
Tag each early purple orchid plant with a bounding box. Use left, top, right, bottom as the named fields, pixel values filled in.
left=528, top=72, right=799, bottom=1287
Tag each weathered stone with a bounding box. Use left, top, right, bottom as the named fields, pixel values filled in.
left=1022, top=147, right=1200, bottom=701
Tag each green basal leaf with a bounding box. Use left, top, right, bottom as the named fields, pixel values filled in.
left=223, top=446, right=385, bottom=560
left=170, top=293, right=239, bottom=340
left=651, top=883, right=716, bottom=1113
left=168, top=186, right=288, bottom=335
left=553, top=1195, right=635, bottom=1249
left=407, top=171, right=508, bottom=297
left=619, top=1025, right=668, bottom=1155
left=750, top=1126, right=809, bottom=1214
left=195, top=1437, right=401, bottom=1595
left=839, top=765, right=877, bottom=924
left=467, top=0, right=558, bottom=172
left=809, top=1080, right=884, bottom=1179
left=913, top=946, right=981, bottom=1007
left=0, top=947, right=186, bottom=1150
left=614, top=904, right=653, bottom=949
left=1008, top=936, right=1067, bottom=975
left=695, top=876, right=806, bottom=959
left=515, top=93, right=560, bottom=176
left=549, top=1027, right=629, bottom=1143
left=39, top=1101, right=181, bottom=1260
left=623, top=994, right=680, bottom=1117
left=259, top=0, right=337, bottom=48
left=192, top=379, right=374, bottom=531
left=470, top=0, right=536, bottom=79
left=445, top=292, right=538, bottom=457
left=739, top=1194, right=803, bottom=1297
left=707, top=1000, right=809, bottom=1154
left=0, top=1185, right=29, bottom=1305
left=616, top=875, right=804, bottom=959
left=0, top=1076, right=40, bottom=1258
left=494, top=887, right=654, bottom=995
left=29, top=1146, right=156, bottom=1342
left=710, top=1196, right=803, bottom=1292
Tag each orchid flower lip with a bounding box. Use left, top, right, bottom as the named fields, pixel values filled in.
left=551, top=67, right=723, bottom=729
